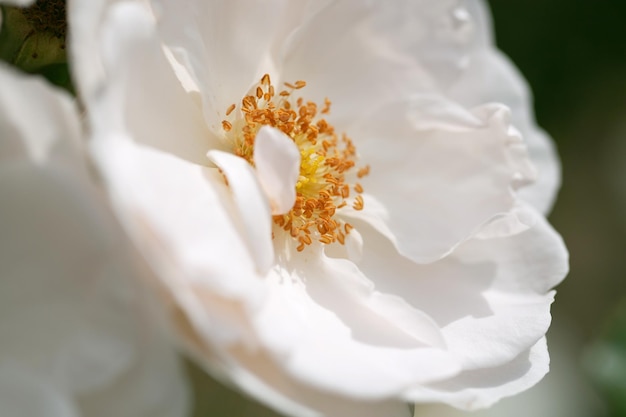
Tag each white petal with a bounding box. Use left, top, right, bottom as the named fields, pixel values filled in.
left=91, top=137, right=265, bottom=346
left=254, top=293, right=456, bottom=399
left=0, top=112, right=130, bottom=396
left=66, top=0, right=110, bottom=97
left=353, top=205, right=567, bottom=370
left=344, top=226, right=364, bottom=262
left=279, top=1, right=437, bottom=131
left=0, top=162, right=189, bottom=416
left=474, top=202, right=535, bottom=239
left=446, top=3, right=560, bottom=215
left=79, top=303, right=190, bottom=417
left=182, top=319, right=419, bottom=417
left=79, top=1, right=219, bottom=166
left=151, top=0, right=299, bottom=132
left=449, top=49, right=560, bottom=215
left=406, top=338, right=550, bottom=410
left=0, top=57, right=189, bottom=416
left=253, top=126, right=301, bottom=215
left=348, top=96, right=534, bottom=262
left=247, top=241, right=458, bottom=400
left=455, top=206, right=568, bottom=296
left=78, top=0, right=266, bottom=346
left=417, top=325, right=606, bottom=417
left=363, top=0, right=480, bottom=89
left=0, top=63, right=81, bottom=168
left=208, top=149, right=275, bottom=274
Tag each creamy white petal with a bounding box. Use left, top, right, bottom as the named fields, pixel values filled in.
left=67, top=0, right=111, bottom=97
left=353, top=206, right=567, bottom=371
left=72, top=0, right=567, bottom=413
left=279, top=0, right=557, bottom=216
left=79, top=301, right=190, bottom=417
left=277, top=0, right=494, bottom=131
left=473, top=202, right=535, bottom=239
left=0, top=62, right=189, bottom=416
left=447, top=1, right=560, bottom=214
left=76, top=0, right=266, bottom=347
left=454, top=207, right=568, bottom=296
left=348, top=96, right=534, bottom=262
left=82, top=1, right=218, bottom=166
left=449, top=48, right=560, bottom=215
left=224, top=357, right=415, bottom=417
left=0, top=161, right=190, bottom=415
left=0, top=63, right=81, bottom=167
left=0, top=165, right=131, bottom=392
left=150, top=0, right=299, bottom=132
left=0, top=157, right=190, bottom=417
left=243, top=240, right=459, bottom=400
left=0, top=67, right=131, bottom=394
left=438, top=214, right=566, bottom=367
left=253, top=126, right=301, bottom=215
left=416, top=326, right=606, bottom=417
left=182, top=325, right=417, bottom=417
left=406, top=338, right=550, bottom=410
left=208, top=149, right=275, bottom=274
left=364, top=0, right=480, bottom=89
left=278, top=0, right=436, bottom=131
left=91, top=137, right=265, bottom=345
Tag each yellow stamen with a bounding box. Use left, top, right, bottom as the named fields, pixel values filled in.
left=221, top=74, right=370, bottom=250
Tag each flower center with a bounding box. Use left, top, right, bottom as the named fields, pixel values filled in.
left=222, top=74, right=369, bottom=252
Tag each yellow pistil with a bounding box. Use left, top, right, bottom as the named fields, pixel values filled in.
left=222, top=74, right=369, bottom=251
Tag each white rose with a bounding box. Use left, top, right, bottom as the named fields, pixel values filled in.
left=70, top=1, right=569, bottom=416
left=0, top=63, right=189, bottom=417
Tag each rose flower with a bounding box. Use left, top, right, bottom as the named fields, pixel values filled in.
left=69, top=1, right=568, bottom=416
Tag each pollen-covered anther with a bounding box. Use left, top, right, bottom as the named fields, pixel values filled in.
left=353, top=195, right=364, bottom=211
left=222, top=74, right=369, bottom=250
